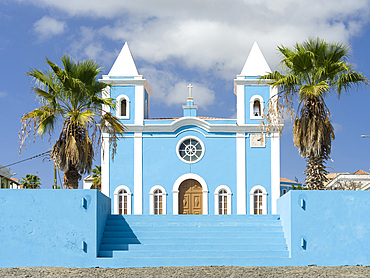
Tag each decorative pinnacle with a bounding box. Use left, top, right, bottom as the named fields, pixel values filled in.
left=187, top=83, right=193, bottom=100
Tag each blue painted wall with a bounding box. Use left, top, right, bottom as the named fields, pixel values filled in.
left=110, top=86, right=135, bottom=124
left=141, top=127, right=237, bottom=215
left=0, top=190, right=110, bottom=268
left=244, top=85, right=270, bottom=124
left=246, top=135, right=271, bottom=214
left=277, top=190, right=370, bottom=265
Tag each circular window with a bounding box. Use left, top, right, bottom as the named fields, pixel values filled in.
left=177, top=136, right=205, bottom=163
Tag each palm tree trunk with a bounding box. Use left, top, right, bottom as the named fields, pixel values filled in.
left=304, top=154, right=328, bottom=190
left=63, top=165, right=81, bottom=189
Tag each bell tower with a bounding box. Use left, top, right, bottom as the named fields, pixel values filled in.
left=234, top=42, right=272, bottom=125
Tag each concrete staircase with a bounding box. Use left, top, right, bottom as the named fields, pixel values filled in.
left=97, top=215, right=290, bottom=267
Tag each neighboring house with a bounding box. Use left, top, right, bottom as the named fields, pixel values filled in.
left=100, top=42, right=281, bottom=216
left=0, top=165, right=20, bottom=189
left=325, top=170, right=370, bottom=191
left=83, top=175, right=94, bottom=189
left=280, top=178, right=303, bottom=195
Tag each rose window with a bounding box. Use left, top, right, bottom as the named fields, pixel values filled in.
left=177, top=137, right=204, bottom=163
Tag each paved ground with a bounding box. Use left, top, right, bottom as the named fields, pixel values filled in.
left=0, top=266, right=369, bottom=277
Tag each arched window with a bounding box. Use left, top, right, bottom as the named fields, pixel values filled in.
left=253, top=100, right=261, bottom=116
left=149, top=185, right=167, bottom=215
left=254, top=189, right=263, bottom=215
left=214, top=185, right=232, bottom=215
left=218, top=189, right=228, bottom=214
left=154, top=189, right=163, bottom=215
left=116, top=95, right=130, bottom=119
left=118, top=189, right=128, bottom=214
left=249, top=185, right=267, bottom=215
left=249, top=95, right=264, bottom=119
left=114, top=185, right=132, bottom=215
left=120, top=99, right=127, bottom=117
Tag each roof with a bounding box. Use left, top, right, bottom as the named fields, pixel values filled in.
left=353, top=169, right=370, bottom=175
left=108, top=42, right=140, bottom=76
left=240, top=42, right=271, bottom=76
left=280, top=178, right=297, bottom=184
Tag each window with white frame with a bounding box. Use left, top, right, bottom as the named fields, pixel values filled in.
left=114, top=185, right=132, bottom=215
left=254, top=189, right=263, bottom=214
left=249, top=185, right=267, bottom=215
left=249, top=95, right=264, bottom=119
left=214, top=185, right=232, bottom=215
left=176, top=136, right=205, bottom=164
left=149, top=185, right=167, bottom=215
left=116, top=95, right=130, bottom=119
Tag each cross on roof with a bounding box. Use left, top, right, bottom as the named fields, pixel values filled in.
left=187, top=83, right=193, bottom=100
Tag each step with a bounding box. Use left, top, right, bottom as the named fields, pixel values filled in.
left=105, top=220, right=283, bottom=227
left=96, top=256, right=291, bottom=267
left=99, top=243, right=288, bottom=252
left=105, top=224, right=283, bottom=232
left=101, top=236, right=287, bottom=245
left=107, top=215, right=281, bottom=221
left=98, top=249, right=289, bottom=258
left=102, top=230, right=285, bottom=238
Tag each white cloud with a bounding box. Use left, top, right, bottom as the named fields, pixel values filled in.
left=33, top=16, right=66, bottom=39
left=22, top=0, right=370, bottom=108
left=141, top=66, right=215, bottom=107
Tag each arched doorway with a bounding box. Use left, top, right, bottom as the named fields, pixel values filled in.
left=179, top=179, right=203, bottom=214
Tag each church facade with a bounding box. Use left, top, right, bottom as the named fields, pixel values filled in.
left=99, top=42, right=280, bottom=215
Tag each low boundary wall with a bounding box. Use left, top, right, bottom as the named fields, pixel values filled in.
left=0, top=189, right=110, bottom=267
left=278, top=190, right=370, bottom=266
left=0, top=189, right=369, bottom=267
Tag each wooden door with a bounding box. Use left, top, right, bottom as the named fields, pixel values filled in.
left=179, top=179, right=203, bottom=214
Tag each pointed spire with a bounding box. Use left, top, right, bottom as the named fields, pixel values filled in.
left=108, top=42, right=140, bottom=76
left=240, top=42, right=271, bottom=76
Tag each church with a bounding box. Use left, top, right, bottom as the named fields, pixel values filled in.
left=99, top=42, right=280, bottom=216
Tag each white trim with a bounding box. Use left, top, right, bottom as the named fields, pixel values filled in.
left=149, top=185, right=167, bottom=215
left=111, top=117, right=281, bottom=134
left=236, top=133, right=246, bottom=214
left=249, top=95, right=264, bottom=120
left=236, top=84, right=245, bottom=125
left=114, top=185, right=132, bottom=215
left=134, top=132, right=143, bottom=214
left=176, top=136, right=205, bottom=164
left=116, top=94, right=130, bottom=119
left=214, top=185, right=232, bottom=215
left=271, top=132, right=280, bottom=214
left=172, top=173, right=209, bottom=215
left=135, top=85, right=144, bottom=125
left=249, top=185, right=267, bottom=215
left=101, top=87, right=110, bottom=197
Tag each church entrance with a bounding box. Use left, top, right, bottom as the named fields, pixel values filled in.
left=179, top=179, right=203, bottom=214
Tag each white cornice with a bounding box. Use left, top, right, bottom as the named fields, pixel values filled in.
left=119, top=117, right=278, bottom=133
left=99, top=76, right=152, bottom=95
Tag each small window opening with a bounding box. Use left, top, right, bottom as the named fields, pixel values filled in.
left=154, top=189, right=163, bottom=215
left=120, top=99, right=127, bottom=117
left=282, top=189, right=287, bottom=195
left=118, top=189, right=128, bottom=215
left=253, top=100, right=261, bottom=116
left=218, top=189, right=228, bottom=215
left=254, top=189, right=263, bottom=215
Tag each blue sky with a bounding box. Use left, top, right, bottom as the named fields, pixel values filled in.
left=1, top=0, right=370, bottom=188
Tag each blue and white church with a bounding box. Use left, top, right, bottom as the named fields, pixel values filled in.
left=99, top=42, right=280, bottom=216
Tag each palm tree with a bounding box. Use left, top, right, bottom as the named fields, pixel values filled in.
left=20, top=55, right=124, bottom=189
left=261, top=38, right=368, bottom=189
left=90, top=165, right=101, bottom=191
left=21, top=174, right=41, bottom=189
